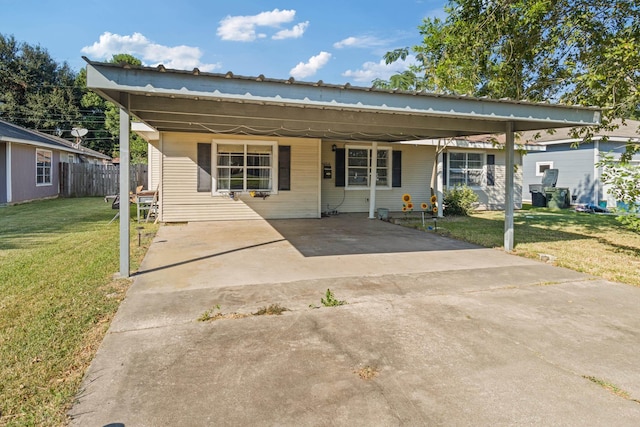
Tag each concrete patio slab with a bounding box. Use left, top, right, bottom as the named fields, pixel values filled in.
left=70, top=215, right=640, bottom=426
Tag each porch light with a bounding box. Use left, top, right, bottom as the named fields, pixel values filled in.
left=331, top=144, right=337, bottom=152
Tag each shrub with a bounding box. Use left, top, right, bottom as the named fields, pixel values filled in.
left=444, top=185, right=479, bottom=216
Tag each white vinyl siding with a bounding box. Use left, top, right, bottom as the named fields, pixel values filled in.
left=159, top=133, right=320, bottom=221
left=322, top=144, right=523, bottom=213
left=470, top=151, right=523, bottom=210
left=322, top=143, right=434, bottom=213
left=148, top=142, right=161, bottom=191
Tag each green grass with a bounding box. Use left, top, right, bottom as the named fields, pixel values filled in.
left=0, top=198, right=158, bottom=426
left=408, top=206, right=640, bottom=286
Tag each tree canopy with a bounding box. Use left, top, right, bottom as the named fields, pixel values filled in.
left=375, top=0, right=639, bottom=123
left=374, top=0, right=640, bottom=229
left=0, top=34, right=147, bottom=162
left=0, top=34, right=81, bottom=133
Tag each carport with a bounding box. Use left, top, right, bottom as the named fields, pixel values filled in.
left=84, top=58, right=601, bottom=277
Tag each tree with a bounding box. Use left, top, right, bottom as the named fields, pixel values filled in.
left=376, top=1, right=639, bottom=122
left=377, top=0, right=640, bottom=229
left=0, top=34, right=81, bottom=133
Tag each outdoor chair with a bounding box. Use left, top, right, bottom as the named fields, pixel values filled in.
left=105, top=194, right=120, bottom=224
left=106, top=186, right=160, bottom=224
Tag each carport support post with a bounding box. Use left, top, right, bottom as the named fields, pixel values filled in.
left=436, top=150, right=444, bottom=217
left=504, top=122, right=515, bottom=252
left=368, top=141, right=378, bottom=219
left=119, top=107, right=130, bottom=278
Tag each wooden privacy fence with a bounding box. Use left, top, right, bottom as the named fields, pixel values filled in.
left=59, top=163, right=148, bottom=197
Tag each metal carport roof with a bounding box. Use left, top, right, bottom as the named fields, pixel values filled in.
left=84, top=58, right=600, bottom=142
left=84, top=58, right=601, bottom=277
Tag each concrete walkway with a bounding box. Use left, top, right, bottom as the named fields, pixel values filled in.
left=70, top=215, right=640, bottom=426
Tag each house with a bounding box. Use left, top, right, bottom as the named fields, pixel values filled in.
left=136, top=125, right=543, bottom=220
left=0, top=119, right=111, bottom=205
left=521, top=119, right=640, bottom=207
left=84, top=59, right=600, bottom=276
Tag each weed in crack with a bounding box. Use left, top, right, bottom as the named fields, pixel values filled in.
left=583, top=375, right=639, bottom=402
left=320, top=289, right=347, bottom=307
left=253, top=303, right=289, bottom=316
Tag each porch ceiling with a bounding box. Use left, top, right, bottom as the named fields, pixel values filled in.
left=85, top=59, right=601, bottom=142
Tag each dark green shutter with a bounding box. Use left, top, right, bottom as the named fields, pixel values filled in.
left=392, top=150, right=402, bottom=187
left=487, top=154, right=495, bottom=186
left=442, top=152, right=448, bottom=187
left=278, top=145, right=291, bottom=191
left=335, top=148, right=345, bottom=187
left=197, top=143, right=211, bottom=192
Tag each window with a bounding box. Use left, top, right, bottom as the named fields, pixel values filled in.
left=214, top=141, right=277, bottom=192
left=36, top=149, right=52, bottom=185
left=448, top=152, right=483, bottom=187
left=345, top=146, right=391, bottom=189
left=536, top=161, right=554, bottom=176
left=68, top=154, right=75, bottom=163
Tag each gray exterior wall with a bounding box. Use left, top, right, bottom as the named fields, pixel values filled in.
left=523, top=143, right=598, bottom=204
left=10, top=143, right=60, bottom=204
left=523, top=140, right=640, bottom=206
left=0, top=143, right=6, bottom=204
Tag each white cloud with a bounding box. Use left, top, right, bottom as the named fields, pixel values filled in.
left=81, top=32, right=221, bottom=72
left=290, top=52, right=332, bottom=79
left=342, top=55, right=416, bottom=83
left=217, top=9, right=303, bottom=42
left=333, top=36, right=386, bottom=49
left=273, top=21, right=309, bottom=40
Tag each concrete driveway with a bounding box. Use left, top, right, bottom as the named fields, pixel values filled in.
left=70, top=215, right=640, bottom=426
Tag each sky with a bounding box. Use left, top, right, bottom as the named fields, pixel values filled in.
left=2, top=0, right=448, bottom=85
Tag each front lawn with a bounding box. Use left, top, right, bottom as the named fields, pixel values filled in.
left=0, top=198, right=157, bottom=426
left=410, top=207, right=640, bottom=286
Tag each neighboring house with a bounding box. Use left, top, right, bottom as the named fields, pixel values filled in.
left=0, top=119, right=111, bottom=205
left=521, top=119, right=640, bottom=207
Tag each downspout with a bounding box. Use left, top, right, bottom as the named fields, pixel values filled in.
left=6, top=142, right=12, bottom=203
left=369, top=141, right=378, bottom=219
left=119, top=106, right=131, bottom=278
left=504, top=122, right=515, bottom=252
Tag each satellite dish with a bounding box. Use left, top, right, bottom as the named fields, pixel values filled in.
left=71, top=128, right=88, bottom=137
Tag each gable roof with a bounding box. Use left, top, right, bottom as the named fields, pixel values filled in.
left=0, top=119, right=111, bottom=160
left=85, top=58, right=601, bottom=142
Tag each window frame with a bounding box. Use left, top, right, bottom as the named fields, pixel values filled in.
left=447, top=151, right=485, bottom=188
left=36, top=148, right=52, bottom=186
left=212, top=140, right=279, bottom=194
left=344, top=145, right=392, bottom=190
left=535, top=161, right=554, bottom=177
